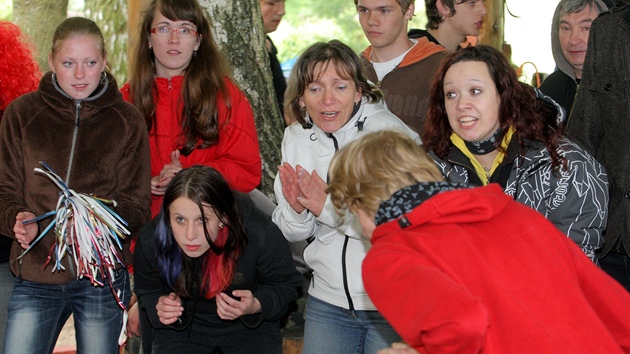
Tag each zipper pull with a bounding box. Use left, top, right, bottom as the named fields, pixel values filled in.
left=75, top=101, right=82, bottom=126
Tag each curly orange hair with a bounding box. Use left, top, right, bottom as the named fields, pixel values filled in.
left=0, top=21, right=41, bottom=113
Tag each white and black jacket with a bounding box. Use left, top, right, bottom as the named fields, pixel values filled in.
left=430, top=137, right=608, bottom=262
left=272, top=99, right=420, bottom=311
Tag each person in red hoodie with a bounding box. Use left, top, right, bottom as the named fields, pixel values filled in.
left=327, top=130, right=630, bottom=354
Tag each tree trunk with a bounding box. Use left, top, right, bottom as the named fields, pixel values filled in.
left=127, top=0, right=145, bottom=79
left=13, top=0, right=68, bottom=71
left=199, top=0, right=285, bottom=199
left=85, top=0, right=129, bottom=83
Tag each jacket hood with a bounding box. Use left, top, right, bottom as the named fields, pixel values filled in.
left=373, top=184, right=510, bottom=241
left=361, top=37, right=446, bottom=69
left=374, top=182, right=474, bottom=227
left=551, top=0, right=608, bottom=80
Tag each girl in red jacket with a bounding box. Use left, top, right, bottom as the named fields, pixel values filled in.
left=122, top=0, right=262, bottom=218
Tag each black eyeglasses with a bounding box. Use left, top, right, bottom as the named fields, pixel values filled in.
left=150, top=27, right=198, bottom=38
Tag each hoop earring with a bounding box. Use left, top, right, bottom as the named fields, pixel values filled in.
left=192, top=50, right=198, bottom=57
left=100, top=71, right=106, bottom=84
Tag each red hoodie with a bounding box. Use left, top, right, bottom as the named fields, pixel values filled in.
left=364, top=184, right=630, bottom=353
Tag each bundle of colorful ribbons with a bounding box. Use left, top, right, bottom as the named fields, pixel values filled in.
left=18, top=162, right=129, bottom=311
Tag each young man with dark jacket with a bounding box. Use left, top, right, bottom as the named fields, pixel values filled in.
left=355, top=0, right=447, bottom=134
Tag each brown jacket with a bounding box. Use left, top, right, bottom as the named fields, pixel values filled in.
left=361, top=37, right=447, bottom=134
left=0, top=71, right=151, bottom=283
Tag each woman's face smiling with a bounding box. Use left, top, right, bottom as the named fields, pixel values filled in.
left=299, top=62, right=362, bottom=134
left=443, top=60, right=501, bottom=143
left=169, top=197, right=222, bottom=258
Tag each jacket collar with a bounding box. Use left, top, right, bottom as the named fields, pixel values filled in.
left=361, top=37, right=446, bottom=69
left=39, top=71, right=121, bottom=122
left=372, top=184, right=510, bottom=241
left=305, top=98, right=374, bottom=145
left=374, top=182, right=473, bottom=227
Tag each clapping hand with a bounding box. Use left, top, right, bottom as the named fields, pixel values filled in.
left=151, top=150, right=183, bottom=195
left=278, top=163, right=327, bottom=216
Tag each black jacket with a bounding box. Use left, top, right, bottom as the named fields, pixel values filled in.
left=539, top=70, right=577, bottom=123
left=567, top=4, right=630, bottom=258
left=430, top=136, right=608, bottom=262
left=267, top=36, right=287, bottom=121
left=134, top=192, right=302, bottom=353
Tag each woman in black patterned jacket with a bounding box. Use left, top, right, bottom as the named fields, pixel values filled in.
left=423, top=45, right=608, bottom=262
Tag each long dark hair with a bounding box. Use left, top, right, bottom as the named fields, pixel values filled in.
left=155, top=165, right=246, bottom=299
left=423, top=45, right=566, bottom=171
left=129, top=0, right=233, bottom=154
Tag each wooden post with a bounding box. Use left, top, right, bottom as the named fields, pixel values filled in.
left=478, top=0, right=504, bottom=52
left=127, top=0, right=144, bottom=78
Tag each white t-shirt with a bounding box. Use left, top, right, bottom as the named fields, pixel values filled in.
left=372, top=39, right=418, bottom=82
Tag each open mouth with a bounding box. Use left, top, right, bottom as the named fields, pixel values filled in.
left=321, top=111, right=339, bottom=120
left=459, top=116, right=478, bottom=127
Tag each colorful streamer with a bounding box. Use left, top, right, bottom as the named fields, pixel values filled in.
left=18, top=162, right=129, bottom=314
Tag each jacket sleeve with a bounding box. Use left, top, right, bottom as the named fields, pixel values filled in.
left=0, top=104, right=30, bottom=236
left=133, top=220, right=174, bottom=330
left=363, top=243, right=490, bottom=353
left=113, top=110, right=152, bottom=235
left=317, top=194, right=363, bottom=240
left=271, top=132, right=321, bottom=242
left=241, top=218, right=302, bottom=328
left=546, top=141, right=608, bottom=261
left=204, top=82, right=261, bottom=193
